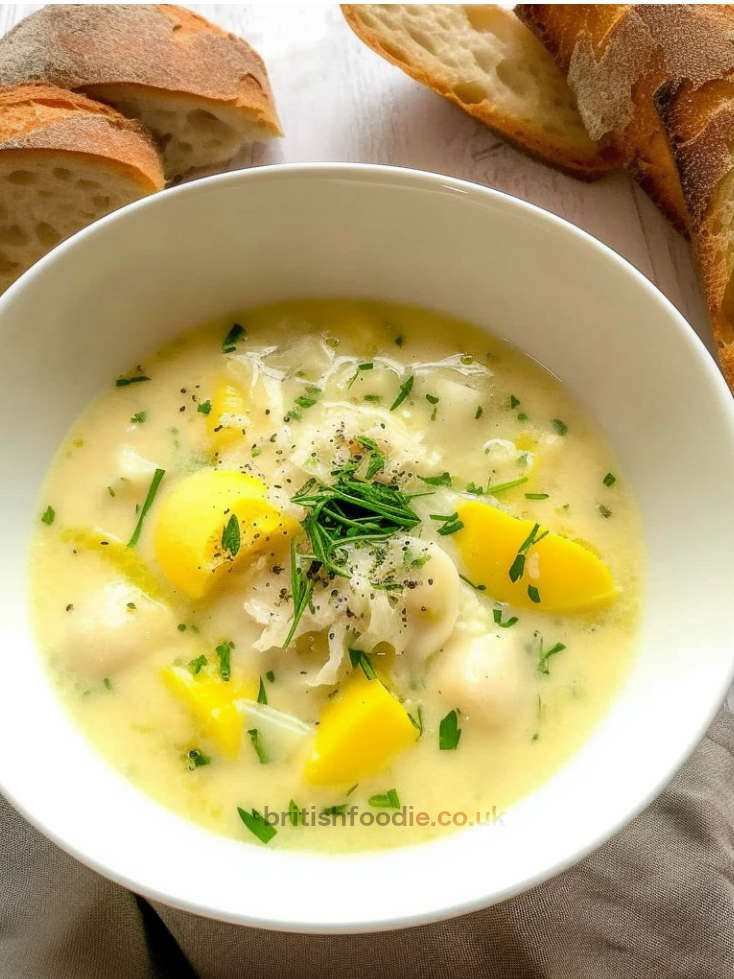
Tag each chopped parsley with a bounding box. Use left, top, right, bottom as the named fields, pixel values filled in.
left=187, top=748, right=211, bottom=770
left=517, top=412, right=528, bottom=421
left=257, top=676, right=268, bottom=705
left=222, top=323, right=246, bottom=353
left=527, top=584, right=541, bottom=603
left=439, top=709, right=461, bottom=750
left=247, top=728, right=268, bottom=764
left=197, top=400, right=212, bottom=415
left=115, top=374, right=150, bottom=387
left=188, top=654, right=207, bottom=675
left=493, top=607, right=518, bottom=628
left=419, top=471, right=452, bottom=487
left=598, top=504, right=612, bottom=518
left=349, top=648, right=376, bottom=680
left=536, top=635, right=567, bottom=675
left=552, top=418, right=568, bottom=436
left=368, top=788, right=401, bottom=809
left=237, top=806, right=276, bottom=844
left=265, top=670, right=275, bottom=683
left=221, top=513, right=241, bottom=557
left=41, top=505, right=55, bottom=525
left=390, top=375, right=414, bottom=411
left=215, top=640, right=233, bottom=681
left=127, top=468, right=165, bottom=548
left=509, top=394, right=520, bottom=409
left=177, top=623, right=187, bottom=632
left=103, top=677, right=113, bottom=690
left=603, top=472, right=616, bottom=487
left=475, top=405, right=483, bottom=420
left=130, top=410, right=147, bottom=424
left=363, top=393, right=382, bottom=403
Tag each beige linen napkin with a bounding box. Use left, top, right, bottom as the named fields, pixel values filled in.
left=1, top=707, right=732, bottom=979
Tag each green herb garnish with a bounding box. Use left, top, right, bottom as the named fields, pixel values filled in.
left=127, top=468, right=165, bottom=548
left=222, top=323, right=246, bottom=353
left=237, top=807, right=276, bottom=844
left=486, top=476, right=528, bottom=495
left=603, top=472, right=616, bottom=487
left=248, top=728, right=268, bottom=764
left=257, top=676, right=268, bottom=705
left=510, top=394, right=520, bottom=409
left=188, top=655, right=207, bottom=675
left=536, top=635, right=567, bottom=675
left=115, top=374, right=150, bottom=387
left=103, top=677, right=113, bottom=690
left=197, top=400, right=212, bottom=415
left=430, top=511, right=464, bottom=536
left=41, top=505, right=55, bottom=525
left=525, top=493, right=549, bottom=500
left=288, top=799, right=302, bottom=826
left=130, top=410, right=147, bottom=424
left=527, top=584, right=541, bottom=603
left=390, top=375, right=414, bottom=411
left=282, top=539, right=314, bottom=648
left=419, top=471, right=452, bottom=487
left=598, top=504, right=612, bottom=518
left=187, top=748, right=211, bottom=770
left=349, top=648, right=376, bottom=680
left=216, top=640, right=233, bottom=681
left=364, top=394, right=382, bottom=403
left=508, top=522, right=548, bottom=582
left=347, top=362, right=374, bottom=389
left=439, top=709, right=461, bottom=750
left=475, top=405, right=483, bottom=420
left=408, top=705, right=423, bottom=736
left=493, top=607, right=518, bottom=628
left=460, top=574, right=486, bottom=591
left=368, top=788, right=400, bottom=808
left=266, top=670, right=275, bottom=683
left=466, top=482, right=484, bottom=495
left=322, top=804, right=348, bottom=816
left=552, top=418, right=568, bottom=436
left=426, top=393, right=439, bottom=420
left=221, top=513, right=240, bottom=557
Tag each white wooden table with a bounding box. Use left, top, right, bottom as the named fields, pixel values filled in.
left=2, top=4, right=729, bottom=711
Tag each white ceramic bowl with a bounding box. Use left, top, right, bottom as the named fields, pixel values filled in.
left=1, top=164, right=733, bottom=933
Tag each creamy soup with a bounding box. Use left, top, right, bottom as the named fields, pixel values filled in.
left=30, top=299, right=642, bottom=851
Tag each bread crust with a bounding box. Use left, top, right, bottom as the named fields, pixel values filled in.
left=0, top=4, right=281, bottom=137
left=342, top=4, right=616, bottom=180
left=658, top=78, right=734, bottom=394
left=0, top=82, right=164, bottom=190
left=515, top=4, right=734, bottom=233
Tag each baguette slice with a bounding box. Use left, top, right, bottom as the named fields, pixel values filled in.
left=0, top=83, right=164, bottom=293
left=657, top=77, right=734, bottom=394
left=341, top=4, right=615, bottom=179
left=0, top=4, right=282, bottom=181
left=515, top=4, right=734, bottom=233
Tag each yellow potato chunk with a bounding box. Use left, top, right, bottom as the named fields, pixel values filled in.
left=207, top=376, right=248, bottom=448
left=162, top=665, right=256, bottom=756
left=454, top=500, right=616, bottom=612
left=304, top=672, right=418, bottom=785
left=153, top=470, right=296, bottom=599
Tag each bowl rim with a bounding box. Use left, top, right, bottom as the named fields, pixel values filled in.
left=3, top=162, right=734, bottom=934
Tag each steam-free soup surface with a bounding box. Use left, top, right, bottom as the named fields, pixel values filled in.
left=31, top=300, right=642, bottom=851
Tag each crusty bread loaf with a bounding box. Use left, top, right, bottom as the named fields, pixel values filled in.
left=0, top=83, right=163, bottom=293
left=341, top=4, right=615, bottom=179
left=657, top=77, right=734, bottom=394
left=0, top=4, right=282, bottom=181
left=515, top=4, right=734, bottom=233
